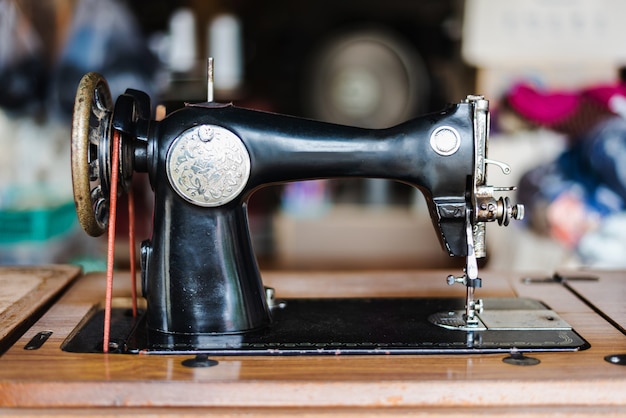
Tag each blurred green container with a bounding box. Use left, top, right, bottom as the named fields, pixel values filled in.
left=0, top=201, right=77, bottom=244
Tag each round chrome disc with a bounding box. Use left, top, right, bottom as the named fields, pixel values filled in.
left=71, top=72, right=114, bottom=237
left=166, top=125, right=251, bottom=207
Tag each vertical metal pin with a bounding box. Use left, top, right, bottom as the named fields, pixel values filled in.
left=207, top=57, right=215, bottom=102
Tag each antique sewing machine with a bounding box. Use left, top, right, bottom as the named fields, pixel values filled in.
left=4, top=45, right=626, bottom=418
left=62, top=66, right=590, bottom=356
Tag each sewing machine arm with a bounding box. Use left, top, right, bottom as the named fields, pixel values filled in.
left=145, top=102, right=475, bottom=256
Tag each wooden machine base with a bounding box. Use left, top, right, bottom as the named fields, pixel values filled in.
left=1, top=267, right=626, bottom=416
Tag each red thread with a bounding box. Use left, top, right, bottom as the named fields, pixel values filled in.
left=128, top=186, right=137, bottom=317
left=103, top=130, right=122, bottom=353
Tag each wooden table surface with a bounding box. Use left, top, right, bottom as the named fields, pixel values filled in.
left=1, top=266, right=626, bottom=417
left=0, top=265, right=80, bottom=353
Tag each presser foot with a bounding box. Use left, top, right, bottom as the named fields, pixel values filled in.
left=446, top=274, right=483, bottom=327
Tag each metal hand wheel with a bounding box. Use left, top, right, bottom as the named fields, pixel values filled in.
left=71, top=72, right=114, bottom=237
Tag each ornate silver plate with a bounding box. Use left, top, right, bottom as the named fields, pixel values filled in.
left=166, top=125, right=251, bottom=207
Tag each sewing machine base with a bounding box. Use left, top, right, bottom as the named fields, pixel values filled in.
left=62, top=297, right=589, bottom=355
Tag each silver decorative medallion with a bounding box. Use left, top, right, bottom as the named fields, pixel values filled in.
left=166, top=125, right=251, bottom=207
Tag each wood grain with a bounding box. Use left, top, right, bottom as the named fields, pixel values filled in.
left=0, top=265, right=81, bottom=351
left=1, top=268, right=626, bottom=416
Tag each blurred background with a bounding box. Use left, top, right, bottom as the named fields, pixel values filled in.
left=2, top=0, right=626, bottom=272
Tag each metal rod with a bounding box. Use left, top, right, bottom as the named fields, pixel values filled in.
left=464, top=209, right=479, bottom=325
left=207, top=57, right=214, bottom=102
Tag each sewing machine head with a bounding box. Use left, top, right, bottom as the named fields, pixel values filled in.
left=71, top=68, right=523, bottom=350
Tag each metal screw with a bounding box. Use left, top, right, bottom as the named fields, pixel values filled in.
left=198, top=125, right=214, bottom=142
left=447, top=275, right=466, bottom=286
left=474, top=298, right=484, bottom=313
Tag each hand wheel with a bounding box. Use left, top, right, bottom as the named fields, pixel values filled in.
left=71, top=72, right=114, bottom=237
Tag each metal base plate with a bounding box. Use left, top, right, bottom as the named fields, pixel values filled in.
left=61, top=297, right=590, bottom=355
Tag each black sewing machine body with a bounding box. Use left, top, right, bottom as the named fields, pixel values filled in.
left=142, top=102, right=475, bottom=338
left=67, top=72, right=583, bottom=356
